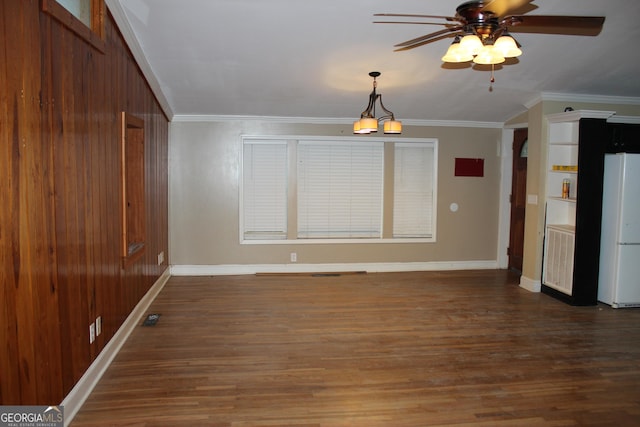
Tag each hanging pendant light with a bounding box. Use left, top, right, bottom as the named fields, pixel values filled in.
left=353, top=71, right=402, bottom=135
left=359, top=117, right=379, bottom=133
left=352, top=120, right=367, bottom=134
left=383, top=119, right=402, bottom=134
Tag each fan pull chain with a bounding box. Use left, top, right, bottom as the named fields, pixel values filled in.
left=489, top=64, right=495, bottom=92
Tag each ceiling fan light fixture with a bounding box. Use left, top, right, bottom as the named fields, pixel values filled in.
left=353, top=71, right=401, bottom=135
left=441, top=36, right=474, bottom=63
left=494, top=34, right=522, bottom=58
left=473, top=44, right=505, bottom=65
left=375, top=2, right=606, bottom=85
left=459, top=34, right=483, bottom=56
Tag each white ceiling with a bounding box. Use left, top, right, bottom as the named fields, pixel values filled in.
left=107, top=0, right=640, bottom=123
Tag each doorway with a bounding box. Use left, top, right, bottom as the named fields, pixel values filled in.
left=508, top=128, right=528, bottom=273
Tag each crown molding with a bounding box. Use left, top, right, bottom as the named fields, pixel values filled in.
left=608, top=115, right=640, bottom=124
left=172, top=114, right=503, bottom=129
left=504, top=122, right=528, bottom=129
left=525, top=92, right=640, bottom=110
left=546, top=110, right=615, bottom=123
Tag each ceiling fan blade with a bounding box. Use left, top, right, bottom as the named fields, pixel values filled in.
left=505, top=15, right=605, bottom=36
left=374, top=13, right=457, bottom=22
left=395, top=33, right=462, bottom=52
left=481, top=0, right=533, bottom=17
left=374, top=21, right=456, bottom=26
left=395, top=26, right=464, bottom=48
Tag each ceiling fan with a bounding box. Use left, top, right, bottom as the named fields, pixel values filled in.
left=375, top=0, right=605, bottom=66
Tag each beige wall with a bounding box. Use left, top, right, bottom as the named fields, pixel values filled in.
left=519, top=101, right=640, bottom=286
left=521, top=102, right=545, bottom=284
left=169, top=120, right=503, bottom=269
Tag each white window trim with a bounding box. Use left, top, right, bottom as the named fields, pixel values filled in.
left=240, top=135, right=438, bottom=245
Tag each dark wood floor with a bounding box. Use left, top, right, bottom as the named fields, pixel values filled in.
left=71, top=270, right=640, bottom=426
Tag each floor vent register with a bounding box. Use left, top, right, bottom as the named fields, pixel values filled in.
left=142, top=314, right=161, bottom=326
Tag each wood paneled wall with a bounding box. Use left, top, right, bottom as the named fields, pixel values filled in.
left=1, top=0, right=169, bottom=404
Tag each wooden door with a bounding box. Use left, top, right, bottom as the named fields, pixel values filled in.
left=508, top=128, right=528, bottom=273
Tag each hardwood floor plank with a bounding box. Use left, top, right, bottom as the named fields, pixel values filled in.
left=71, top=270, right=640, bottom=426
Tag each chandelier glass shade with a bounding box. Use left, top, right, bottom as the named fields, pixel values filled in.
left=353, top=71, right=402, bottom=135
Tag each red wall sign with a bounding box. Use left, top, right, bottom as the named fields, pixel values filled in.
left=454, top=158, right=484, bottom=177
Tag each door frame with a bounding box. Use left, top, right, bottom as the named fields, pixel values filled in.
left=497, top=125, right=528, bottom=269
left=508, top=128, right=528, bottom=272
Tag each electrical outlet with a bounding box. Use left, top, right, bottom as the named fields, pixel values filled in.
left=89, top=322, right=96, bottom=344
left=290, top=252, right=297, bottom=262
left=157, top=251, right=164, bottom=265
left=96, top=316, right=102, bottom=336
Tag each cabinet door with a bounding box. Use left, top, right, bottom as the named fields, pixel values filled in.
left=607, top=123, right=640, bottom=153
left=543, top=226, right=575, bottom=295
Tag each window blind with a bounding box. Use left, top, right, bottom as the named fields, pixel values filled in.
left=393, top=143, right=435, bottom=238
left=297, top=141, right=384, bottom=238
left=242, top=141, right=288, bottom=240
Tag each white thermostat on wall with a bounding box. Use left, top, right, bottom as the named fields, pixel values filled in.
left=450, top=203, right=459, bottom=212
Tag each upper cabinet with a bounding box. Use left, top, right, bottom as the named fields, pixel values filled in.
left=606, top=116, right=640, bottom=154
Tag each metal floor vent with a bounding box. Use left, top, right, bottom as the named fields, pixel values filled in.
left=143, top=313, right=160, bottom=326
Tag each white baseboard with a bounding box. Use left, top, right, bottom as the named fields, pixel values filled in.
left=171, top=260, right=499, bottom=276
left=62, top=267, right=171, bottom=426
left=519, top=275, right=541, bottom=292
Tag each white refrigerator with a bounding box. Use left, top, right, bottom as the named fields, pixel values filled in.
left=598, top=153, right=640, bottom=308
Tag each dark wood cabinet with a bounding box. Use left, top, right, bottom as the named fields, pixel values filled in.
left=606, top=122, right=640, bottom=153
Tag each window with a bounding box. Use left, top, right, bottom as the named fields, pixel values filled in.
left=520, top=137, right=529, bottom=158
left=393, top=143, right=435, bottom=238
left=240, top=136, right=437, bottom=244
left=42, top=0, right=106, bottom=52
left=120, top=112, right=145, bottom=268
left=242, top=141, right=288, bottom=240
left=56, top=0, right=92, bottom=27
left=297, top=141, right=384, bottom=238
